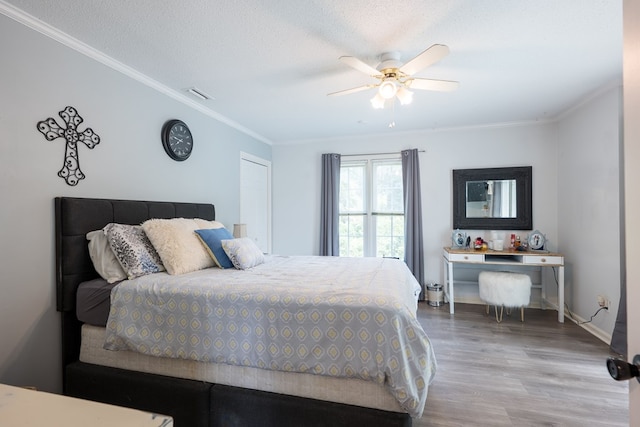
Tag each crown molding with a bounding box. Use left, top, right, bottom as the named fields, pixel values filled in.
left=0, top=1, right=271, bottom=145
left=553, top=78, right=622, bottom=122
left=276, top=118, right=554, bottom=146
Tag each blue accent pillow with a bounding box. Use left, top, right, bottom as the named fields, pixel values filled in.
left=195, top=228, right=234, bottom=268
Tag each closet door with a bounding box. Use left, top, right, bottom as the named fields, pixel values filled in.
left=240, top=152, right=271, bottom=254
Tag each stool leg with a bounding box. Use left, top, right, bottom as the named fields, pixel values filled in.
left=520, top=307, right=525, bottom=322
left=495, top=305, right=503, bottom=323
left=485, top=304, right=489, bottom=315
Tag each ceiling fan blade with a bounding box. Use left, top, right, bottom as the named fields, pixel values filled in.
left=327, top=84, right=376, bottom=97
left=407, top=78, right=459, bottom=92
left=399, top=44, right=450, bottom=76
left=339, top=56, right=383, bottom=77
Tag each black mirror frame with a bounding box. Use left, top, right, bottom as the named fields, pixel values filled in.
left=452, top=166, right=532, bottom=230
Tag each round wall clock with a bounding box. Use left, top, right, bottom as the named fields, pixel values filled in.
left=161, top=119, right=193, bottom=161
left=528, top=230, right=546, bottom=250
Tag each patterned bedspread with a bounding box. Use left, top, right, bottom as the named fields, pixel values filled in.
left=104, top=256, right=436, bottom=417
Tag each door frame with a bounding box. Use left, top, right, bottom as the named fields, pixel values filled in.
left=624, top=0, right=639, bottom=423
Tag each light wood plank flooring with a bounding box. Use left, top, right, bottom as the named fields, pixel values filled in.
left=414, top=302, right=628, bottom=427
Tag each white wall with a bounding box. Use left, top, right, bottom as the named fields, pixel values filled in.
left=0, top=13, right=270, bottom=392
left=557, top=85, right=622, bottom=340
left=272, top=123, right=559, bottom=302
left=272, top=86, right=623, bottom=344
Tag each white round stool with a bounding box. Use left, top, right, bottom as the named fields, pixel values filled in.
left=478, top=271, right=532, bottom=323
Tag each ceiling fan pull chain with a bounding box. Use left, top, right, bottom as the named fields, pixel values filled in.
left=389, top=99, right=396, bottom=128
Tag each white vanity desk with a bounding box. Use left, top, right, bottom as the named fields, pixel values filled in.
left=442, top=247, right=565, bottom=323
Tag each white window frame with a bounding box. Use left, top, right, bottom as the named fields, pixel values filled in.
left=339, top=155, right=404, bottom=258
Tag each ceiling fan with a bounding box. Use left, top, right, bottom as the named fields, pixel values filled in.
left=328, top=44, right=459, bottom=108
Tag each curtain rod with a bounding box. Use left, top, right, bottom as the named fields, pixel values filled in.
left=340, top=149, right=425, bottom=158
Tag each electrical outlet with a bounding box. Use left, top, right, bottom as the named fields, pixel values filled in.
left=597, top=295, right=609, bottom=309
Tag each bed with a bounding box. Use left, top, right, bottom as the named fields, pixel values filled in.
left=55, top=196, right=435, bottom=426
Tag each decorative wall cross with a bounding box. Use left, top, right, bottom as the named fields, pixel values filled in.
left=37, top=106, right=100, bottom=186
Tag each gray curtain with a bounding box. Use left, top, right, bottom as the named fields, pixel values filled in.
left=610, top=278, right=626, bottom=356
left=319, top=153, right=341, bottom=256
left=610, top=151, right=626, bottom=356
left=402, top=149, right=424, bottom=287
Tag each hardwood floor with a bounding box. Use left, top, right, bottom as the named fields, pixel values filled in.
left=415, top=302, right=628, bottom=427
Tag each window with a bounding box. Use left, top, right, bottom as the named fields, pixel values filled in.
left=339, top=158, right=404, bottom=258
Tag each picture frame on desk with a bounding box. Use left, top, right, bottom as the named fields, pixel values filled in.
left=452, top=229, right=467, bottom=248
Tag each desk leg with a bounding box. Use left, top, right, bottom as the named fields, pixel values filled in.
left=540, top=266, right=547, bottom=310
left=442, top=258, right=448, bottom=302
left=558, top=266, right=565, bottom=323
left=447, top=260, right=455, bottom=314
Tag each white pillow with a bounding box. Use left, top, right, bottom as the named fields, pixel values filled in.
left=86, top=230, right=127, bottom=283
left=142, top=218, right=224, bottom=275
left=221, top=237, right=265, bottom=270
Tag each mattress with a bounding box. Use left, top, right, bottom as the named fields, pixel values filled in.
left=103, top=255, right=434, bottom=417
left=76, top=278, right=116, bottom=326
left=80, top=324, right=405, bottom=413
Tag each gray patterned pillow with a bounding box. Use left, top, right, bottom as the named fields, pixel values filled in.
left=104, top=223, right=165, bottom=279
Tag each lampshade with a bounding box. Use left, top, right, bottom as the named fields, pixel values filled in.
left=395, top=86, right=414, bottom=105
left=371, top=82, right=413, bottom=109
left=378, top=80, right=397, bottom=99
left=233, top=223, right=247, bottom=238
left=370, top=92, right=386, bottom=109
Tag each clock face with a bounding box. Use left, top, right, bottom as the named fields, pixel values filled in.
left=528, top=230, right=545, bottom=250
left=162, top=119, right=193, bottom=161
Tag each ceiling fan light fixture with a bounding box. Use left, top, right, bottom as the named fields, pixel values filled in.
left=330, top=45, right=458, bottom=111
left=370, top=93, right=386, bottom=109
left=396, top=86, right=414, bottom=105
left=378, top=80, right=397, bottom=99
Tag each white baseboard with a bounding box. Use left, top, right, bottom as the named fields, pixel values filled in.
left=564, top=308, right=612, bottom=345
left=450, top=299, right=612, bottom=345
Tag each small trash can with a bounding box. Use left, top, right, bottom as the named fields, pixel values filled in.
left=426, top=283, right=444, bottom=307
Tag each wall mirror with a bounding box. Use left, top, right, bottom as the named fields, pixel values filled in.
left=453, top=166, right=532, bottom=230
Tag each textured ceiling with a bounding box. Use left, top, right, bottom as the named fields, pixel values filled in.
left=1, top=0, right=622, bottom=144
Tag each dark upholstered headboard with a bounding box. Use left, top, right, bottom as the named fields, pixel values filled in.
left=54, top=197, right=215, bottom=371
